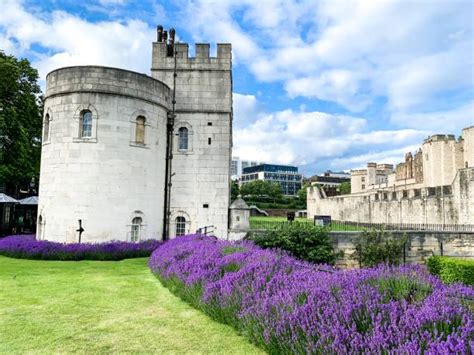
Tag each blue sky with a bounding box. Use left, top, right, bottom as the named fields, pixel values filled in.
left=1, top=0, right=473, bottom=175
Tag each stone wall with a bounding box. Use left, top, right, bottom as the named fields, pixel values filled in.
left=308, top=168, right=474, bottom=225
left=39, top=66, right=170, bottom=242
left=151, top=42, right=232, bottom=238
left=330, top=231, right=474, bottom=268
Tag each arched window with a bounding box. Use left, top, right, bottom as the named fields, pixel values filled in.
left=43, top=114, right=50, bottom=142
left=178, top=127, right=188, bottom=150
left=175, top=216, right=186, bottom=236
left=80, top=110, right=92, bottom=138
left=131, top=217, right=142, bottom=242
left=135, top=116, right=146, bottom=144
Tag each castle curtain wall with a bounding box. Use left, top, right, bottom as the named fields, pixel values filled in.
left=307, top=168, right=474, bottom=225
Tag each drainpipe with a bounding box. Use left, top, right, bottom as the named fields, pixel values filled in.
left=162, top=28, right=177, bottom=241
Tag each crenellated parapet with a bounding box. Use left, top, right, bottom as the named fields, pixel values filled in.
left=150, top=25, right=232, bottom=114
left=152, top=41, right=232, bottom=72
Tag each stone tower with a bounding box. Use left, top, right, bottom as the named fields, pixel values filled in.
left=38, top=67, right=170, bottom=242
left=151, top=27, right=232, bottom=238
left=37, top=27, right=232, bottom=242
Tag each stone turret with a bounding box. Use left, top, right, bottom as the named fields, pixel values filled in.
left=151, top=26, right=233, bottom=238
left=228, top=196, right=250, bottom=241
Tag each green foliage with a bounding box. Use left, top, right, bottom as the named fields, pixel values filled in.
left=426, top=256, right=474, bottom=285
left=252, top=222, right=341, bottom=264
left=426, top=256, right=443, bottom=276
left=240, top=180, right=283, bottom=201
left=352, top=229, right=407, bottom=267
left=339, top=181, right=351, bottom=194
left=230, top=180, right=239, bottom=202
left=296, top=183, right=309, bottom=209
left=368, top=276, right=432, bottom=303
left=0, top=52, right=43, bottom=194
left=221, top=246, right=246, bottom=255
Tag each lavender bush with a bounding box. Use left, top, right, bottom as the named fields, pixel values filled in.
left=149, top=235, right=474, bottom=354
left=0, top=236, right=161, bottom=261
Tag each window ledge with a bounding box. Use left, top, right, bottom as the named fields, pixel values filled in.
left=73, top=137, right=97, bottom=143
left=176, top=149, right=194, bottom=155
left=130, top=142, right=149, bottom=149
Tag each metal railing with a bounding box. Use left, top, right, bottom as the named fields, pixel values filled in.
left=249, top=218, right=474, bottom=233
left=330, top=220, right=474, bottom=232
left=196, top=225, right=214, bottom=235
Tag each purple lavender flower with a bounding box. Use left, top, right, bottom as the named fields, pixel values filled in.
left=0, top=236, right=161, bottom=260
left=149, top=235, right=474, bottom=354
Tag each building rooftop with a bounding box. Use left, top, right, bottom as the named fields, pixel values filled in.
left=242, top=163, right=299, bottom=174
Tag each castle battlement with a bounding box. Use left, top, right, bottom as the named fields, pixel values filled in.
left=151, top=26, right=231, bottom=72
left=152, top=43, right=232, bottom=72
left=424, top=134, right=456, bottom=143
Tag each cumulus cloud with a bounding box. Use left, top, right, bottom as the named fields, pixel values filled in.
left=232, top=96, right=428, bottom=171
left=182, top=0, right=473, bottom=118
left=0, top=0, right=154, bottom=79
left=1, top=0, right=471, bottom=173
left=391, top=101, right=474, bottom=132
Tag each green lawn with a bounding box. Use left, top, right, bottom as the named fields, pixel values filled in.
left=249, top=216, right=364, bottom=231
left=0, top=256, right=263, bottom=354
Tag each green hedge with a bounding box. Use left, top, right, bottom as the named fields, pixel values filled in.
left=426, top=256, right=474, bottom=285
left=251, top=223, right=341, bottom=265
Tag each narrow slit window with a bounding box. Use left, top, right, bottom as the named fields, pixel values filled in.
left=208, top=137, right=211, bottom=145
left=178, top=127, right=188, bottom=150
left=80, top=110, right=92, bottom=138
left=44, top=114, right=50, bottom=141
left=135, top=116, right=146, bottom=144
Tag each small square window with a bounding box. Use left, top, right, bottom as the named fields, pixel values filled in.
left=203, top=204, right=209, bottom=208
left=207, top=122, right=212, bottom=126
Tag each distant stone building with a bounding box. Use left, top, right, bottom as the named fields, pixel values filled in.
left=38, top=26, right=233, bottom=242
left=351, top=163, right=394, bottom=194
left=308, top=126, right=474, bottom=224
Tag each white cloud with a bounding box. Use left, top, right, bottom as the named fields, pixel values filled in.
left=232, top=101, right=428, bottom=170
left=285, top=69, right=372, bottom=112
left=182, top=0, right=473, bottom=118
left=0, top=0, right=153, bottom=80
left=233, top=93, right=260, bottom=128
left=328, top=144, right=422, bottom=171
left=391, top=101, right=474, bottom=132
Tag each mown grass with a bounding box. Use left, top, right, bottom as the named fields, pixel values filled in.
left=249, top=216, right=364, bottom=231
left=0, top=256, right=263, bottom=354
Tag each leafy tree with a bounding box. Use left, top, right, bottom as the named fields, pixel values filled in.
left=0, top=51, right=42, bottom=196
left=230, top=179, right=240, bottom=201
left=297, top=183, right=310, bottom=208
left=240, top=180, right=283, bottom=201
left=339, top=181, right=351, bottom=195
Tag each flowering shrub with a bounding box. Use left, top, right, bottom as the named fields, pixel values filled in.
left=149, top=235, right=474, bottom=354
left=0, top=236, right=161, bottom=261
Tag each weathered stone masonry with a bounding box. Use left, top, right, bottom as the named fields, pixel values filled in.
left=38, top=34, right=233, bottom=242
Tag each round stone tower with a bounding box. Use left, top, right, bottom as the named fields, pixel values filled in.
left=38, top=66, right=170, bottom=242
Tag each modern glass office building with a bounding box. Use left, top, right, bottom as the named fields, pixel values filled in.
left=241, top=164, right=303, bottom=195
